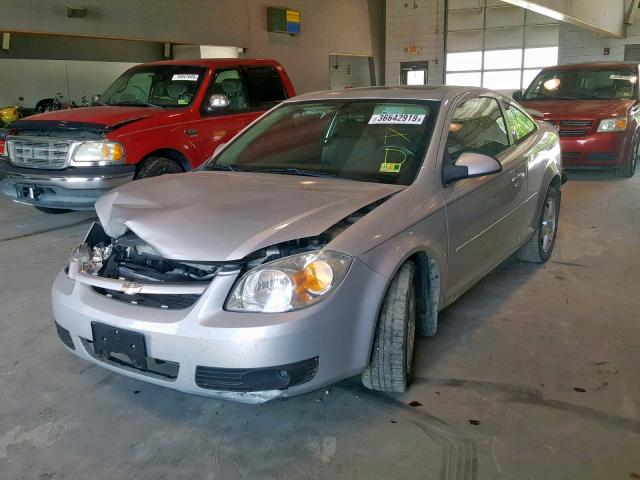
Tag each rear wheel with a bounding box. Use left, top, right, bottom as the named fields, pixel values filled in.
left=615, top=138, right=638, bottom=178
left=135, top=157, right=183, bottom=180
left=517, top=185, right=559, bottom=263
left=361, top=261, right=417, bottom=393
left=34, top=206, right=71, bottom=214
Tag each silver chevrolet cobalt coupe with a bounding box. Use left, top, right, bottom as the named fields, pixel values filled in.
left=52, top=86, right=562, bottom=402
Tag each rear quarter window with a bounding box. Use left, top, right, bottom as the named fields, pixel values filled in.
left=246, top=66, right=288, bottom=109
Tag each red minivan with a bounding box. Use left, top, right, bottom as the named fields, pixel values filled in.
left=0, top=59, right=295, bottom=213
left=516, top=62, right=639, bottom=178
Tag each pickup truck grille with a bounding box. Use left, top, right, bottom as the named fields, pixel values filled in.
left=7, top=138, right=71, bottom=169
left=556, top=120, right=594, bottom=138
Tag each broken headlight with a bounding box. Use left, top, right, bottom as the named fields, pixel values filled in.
left=226, top=250, right=352, bottom=313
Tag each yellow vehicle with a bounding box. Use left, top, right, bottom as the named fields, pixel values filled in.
left=0, top=97, right=24, bottom=127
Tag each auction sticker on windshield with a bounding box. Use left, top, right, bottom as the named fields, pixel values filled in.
left=172, top=74, right=199, bottom=81
left=369, top=104, right=428, bottom=125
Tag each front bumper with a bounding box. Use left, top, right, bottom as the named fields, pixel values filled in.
left=560, top=132, right=627, bottom=169
left=0, top=159, right=135, bottom=210
left=51, top=257, right=387, bottom=403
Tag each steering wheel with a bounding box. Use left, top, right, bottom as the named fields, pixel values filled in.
left=129, top=85, right=147, bottom=101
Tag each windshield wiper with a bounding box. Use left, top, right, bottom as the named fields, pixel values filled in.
left=109, top=101, right=162, bottom=109
left=251, top=167, right=338, bottom=178
left=207, top=163, right=243, bottom=172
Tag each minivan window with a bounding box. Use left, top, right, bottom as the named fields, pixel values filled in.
left=101, top=65, right=206, bottom=108
left=246, top=67, right=287, bottom=108
left=524, top=68, right=638, bottom=100
left=205, top=100, right=438, bottom=186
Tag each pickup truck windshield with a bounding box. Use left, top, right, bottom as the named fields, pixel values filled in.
left=100, top=65, right=206, bottom=108
left=204, top=100, right=437, bottom=186
left=524, top=68, right=638, bottom=101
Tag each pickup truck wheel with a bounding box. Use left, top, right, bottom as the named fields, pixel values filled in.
left=517, top=185, right=560, bottom=263
left=135, top=157, right=183, bottom=180
left=361, top=261, right=417, bottom=393
left=34, top=206, right=72, bottom=214
left=615, top=138, right=638, bottom=178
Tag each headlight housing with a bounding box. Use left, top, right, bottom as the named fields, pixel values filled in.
left=226, top=250, right=352, bottom=313
left=597, top=117, right=627, bottom=132
left=72, top=141, right=124, bottom=165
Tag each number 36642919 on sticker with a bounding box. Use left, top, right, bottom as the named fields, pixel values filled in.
left=369, top=114, right=425, bottom=125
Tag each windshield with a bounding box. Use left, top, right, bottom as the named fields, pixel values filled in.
left=203, top=100, right=438, bottom=185
left=523, top=67, right=638, bottom=101
left=100, top=65, right=206, bottom=108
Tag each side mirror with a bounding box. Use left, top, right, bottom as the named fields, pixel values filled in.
left=208, top=94, right=230, bottom=112
left=512, top=90, right=523, bottom=101
left=92, top=94, right=101, bottom=104
left=442, top=152, right=502, bottom=185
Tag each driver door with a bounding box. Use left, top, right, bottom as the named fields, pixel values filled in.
left=195, top=68, right=258, bottom=163
left=440, top=95, right=528, bottom=300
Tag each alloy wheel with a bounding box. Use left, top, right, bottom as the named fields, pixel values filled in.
left=540, top=197, right=557, bottom=253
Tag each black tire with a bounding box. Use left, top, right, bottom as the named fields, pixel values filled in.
left=517, top=185, right=560, bottom=263
left=34, top=206, right=72, bottom=214
left=615, top=138, right=638, bottom=178
left=362, top=261, right=417, bottom=393
left=135, top=157, right=183, bottom=180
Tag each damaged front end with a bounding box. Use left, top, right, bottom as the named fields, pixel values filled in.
left=68, top=223, right=222, bottom=309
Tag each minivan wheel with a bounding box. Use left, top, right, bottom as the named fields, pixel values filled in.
left=615, top=138, right=638, bottom=178
left=135, top=157, right=183, bottom=180
left=361, top=261, right=417, bottom=393
left=34, top=206, right=72, bottom=214
left=517, top=185, right=560, bottom=263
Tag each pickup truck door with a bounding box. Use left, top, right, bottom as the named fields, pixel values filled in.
left=195, top=65, right=290, bottom=165
left=195, top=67, right=262, bottom=164
left=439, top=95, right=528, bottom=301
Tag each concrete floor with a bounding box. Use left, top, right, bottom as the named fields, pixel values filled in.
left=0, top=172, right=639, bottom=480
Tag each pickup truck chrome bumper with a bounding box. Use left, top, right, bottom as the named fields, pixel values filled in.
left=0, top=159, right=135, bottom=210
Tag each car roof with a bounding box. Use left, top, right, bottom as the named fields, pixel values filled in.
left=541, top=61, right=639, bottom=72
left=286, top=85, right=495, bottom=102
left=133, top=58, right=283, bottom=68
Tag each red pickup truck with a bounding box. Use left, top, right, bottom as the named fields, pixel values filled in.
left=515, top=61, right=639, bottom=178
left=0, top=58, right=295, bottom=213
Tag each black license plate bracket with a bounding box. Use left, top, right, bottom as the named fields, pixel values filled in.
left=91, top=322, right=147, bottom=370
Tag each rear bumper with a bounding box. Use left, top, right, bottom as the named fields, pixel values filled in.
left=560, top=132, right=628, bottom=169
left=0, top=159, right=135, bottom=210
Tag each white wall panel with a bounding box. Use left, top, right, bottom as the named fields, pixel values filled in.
left=484, top=27, right=523, bottom=49
left=447, top=9, right=484, bottom=31
left=485, top=6, right=524, bottom=28
left=525, top=25, right=559, bottom=47
left=447, top=30, right=484, bottom=52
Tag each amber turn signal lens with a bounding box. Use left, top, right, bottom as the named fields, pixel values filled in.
left=294, top=259, right=334, bottom=296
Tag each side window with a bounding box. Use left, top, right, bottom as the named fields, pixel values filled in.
left=446, top=96, right=510, bottom=162
left=245, top=66, right=288, bottom=109
left=504, top=103, right=536, bottom=142
left=206, top=68, right=249, bottom=112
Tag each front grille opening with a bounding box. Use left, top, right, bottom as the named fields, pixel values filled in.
left=8, top=139, right=70, bottom=169
left=195, top=357, right=319, bottom=392
left=55, top=322, right=75, bottom=350
left=91, top=286, right=201, bottom=310
left=81, top=338, right=180, bottom=380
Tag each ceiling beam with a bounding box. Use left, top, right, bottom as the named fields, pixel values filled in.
left=500, top=0, right=626, bottom=38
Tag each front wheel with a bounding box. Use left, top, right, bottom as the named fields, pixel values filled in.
left=361, top=261, right=417, bottom=393
left=517, top=185, right=560, bottom=263
left=615, top=138, right=638, bottom=178
left=134, top=157, right=183, bottom=180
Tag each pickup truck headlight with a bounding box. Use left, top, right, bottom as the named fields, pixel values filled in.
left=226, top=250, right=352, bottom=313
left=73, top=141, right=124, bottom=164
left=597, top=117, right=627, bottom=132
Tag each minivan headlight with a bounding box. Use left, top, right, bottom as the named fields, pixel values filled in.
left=226, top=250, right=352, bottom=313
left=73, top=141, right=124, bottom=164
left=597, top=117, right=627, bottom=132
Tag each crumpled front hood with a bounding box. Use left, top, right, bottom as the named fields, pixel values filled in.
left=521, top=99, right=635, bottom=120
left=96, top=171, right=405, bottom=261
